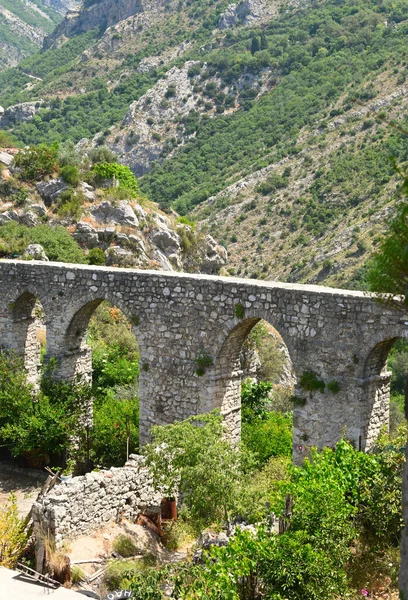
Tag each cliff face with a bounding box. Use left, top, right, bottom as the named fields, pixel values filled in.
left=41, top=0, right=81, bottom=15
left=44, top=0, right=174, bottom=48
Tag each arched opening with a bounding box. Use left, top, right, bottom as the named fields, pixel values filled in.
left=11, top=292, right=47, bottom=389
left=60, top=300, right=141, bottom=469
left=361, top=335, right=408, bottom=450
left=213, top=318, right=295, bottom=463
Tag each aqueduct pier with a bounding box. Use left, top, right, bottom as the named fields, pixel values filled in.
left=0, top=260, right=406, bottom=463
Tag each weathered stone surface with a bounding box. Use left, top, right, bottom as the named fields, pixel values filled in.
left=0, top=151, right=13, bottom=167
left=219, top=0, right=279, bottom=28
left=0, top=101, right=46, bottom=127
left=20, top=211, right=39, bottom=228
left=32, top=455, right=161, bottom=545
left=0, top=260, right=405, bottom=467
left=22, top=244, right=48, bottom=261
left=90, top=201, right=139, bottom=227
left=36, top=178, right=68, bottom=206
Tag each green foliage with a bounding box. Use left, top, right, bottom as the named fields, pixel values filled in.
left=13, top=144, right=58, bottom=181
left=0, top=131, right=17, bottom=148
left=143, top=411, right=254, bottom=528
left=242, top=410, right=293, bottom=466
left=367, top=183, right=408, bottom=306
left=195, top=352, right=213, bottom=376
left=0, top=221, right=86, bottom=263
left=60, top=165, right=80, bottom=187
left=241, top=380, right=273, bottom=423
left=57, top=188, right=85, bottom=220
left=327, top=380, right=340, bottom=394
left=234, top=303, right=245, bottom=319
left=89, top=146, right=117, bottom=165
left=299, top=370, right=325, bottom=393
left=246, top=322, right=285, bottom=382
left=87, top=247, right=106, bottom=265
left=92, top=162, right=139, bottom=196
left=0, top=494, right=27, bottom=569
left=92, top=394, right=139, bottom=468
left=113, top=534, right=138, bottom=558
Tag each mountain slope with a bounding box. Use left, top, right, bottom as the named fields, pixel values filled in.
left=0, top=0, right=407, bottom=287
left=0, top=0, right=70, bottom=70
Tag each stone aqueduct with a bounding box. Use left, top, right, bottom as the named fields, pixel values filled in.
left=0, top=260, right=406, bottom=463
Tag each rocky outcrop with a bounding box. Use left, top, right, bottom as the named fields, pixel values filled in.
left=219, top=0, right=281, bottom=29
left=0, top=102, right=47, bottom=128
left=43, top=0, right=176, bottom=49
left=109, top=62, right=212, bottom=176
left=41, top=0, right=80, bottom=15
left=22, top=243, right=49, bottom=261
left=90, top=201, right=139, bottom=227
left=36, top=178, right=68, bottom=205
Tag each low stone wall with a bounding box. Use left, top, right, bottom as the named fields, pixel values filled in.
left=33, top=455, right=161, bottom=545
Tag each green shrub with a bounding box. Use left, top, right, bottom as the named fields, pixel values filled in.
left=234, top=303, right=245, bottom=319
left=60, top=164, right=80, bottom=187
left=92, top=162, right=138, bottom=196
left=57, top=189, right=85, bottom=220
left=241, top=380, right=273, bottom=423
left=299, top=370, right=325, bottom=393
left=89, top=146, right=117, bottom=164
left=13, top=144, right=59, bottom=181
left=242, top=411, right=293, bottom=465
left=113, top=534, right=138, bottom=558
left=87, top=247, right=105, bottom=265
left=327, top=380, right=340, bottom=393
left=143, top=411, right=254, bottom=529
left=0, top=221, right=86, bottom=263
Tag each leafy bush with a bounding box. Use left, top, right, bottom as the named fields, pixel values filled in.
left=92, top=162, right=138, bottom=196
left=241, top=380, right=273, bottom=423
left=0, top=221, right=86, bottom=263
left=87, top=247, right=105, bottom=265
left=57, top=189, right=85, bottom=220
left=0, top=495, right=27, bottom=568
left=89, top=146, right=117, bottom=165
left=113, top=534, right=138, bottom=558
left=13, top=144, right=59, bottom=181
left=299, top=370, right=325, bottom=393
left=60, top=164, right=80, bottom=187
left=92, top=394, right=139, bottom=468
left=143, top=411, right=254, bottom=529
left=242, top=410, right=293, bottom=465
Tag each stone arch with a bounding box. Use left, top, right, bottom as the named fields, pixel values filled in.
left=211, top=316, right=295, bottom=441
left=10, top=291, right=47, bottom=388
left=359, top=336, right=402, bottom=450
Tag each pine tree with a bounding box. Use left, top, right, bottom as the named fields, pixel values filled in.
left=261, top=32, right=268, bottom=50
left=251, top=36, right=260, bottom=55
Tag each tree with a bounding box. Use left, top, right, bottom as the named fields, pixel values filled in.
left=142, top=410, right=254, bottom=529
left=367, top=195, right=408, bottom=309
left=251, top=36, right=260, bottom=55
left=367, top=180, right=408, bottom=599
left=260, top=32, right=269, bottom=50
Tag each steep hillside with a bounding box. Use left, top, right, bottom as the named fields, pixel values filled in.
left=0, top=0, right=75, bottom=71
left=0, top=0, right=407, bottom=287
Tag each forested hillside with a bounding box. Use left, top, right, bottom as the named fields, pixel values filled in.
left=0, top=0, right=407, bottom=287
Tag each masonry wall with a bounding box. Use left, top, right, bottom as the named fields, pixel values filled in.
left=0, top=260, right=405, bottom=465
left=32, top=455, right=161, bottom=544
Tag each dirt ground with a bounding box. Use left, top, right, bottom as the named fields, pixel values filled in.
left=0, top=462, right=47, bottom=518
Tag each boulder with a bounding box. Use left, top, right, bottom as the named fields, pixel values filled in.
left=23, top=244, right=49, bottom=261
left=0, top=151, right=13, bottom=167
left=90, top=201, right=139, bottom=227
left=0, top=212, right=11, bottom=225
left=105, top=246, right=136, bottom=267
left=36, top=178, right=69, bottom=206
left=199, top=235, right=228, bottom=275
left=30, top=203, right=47, bottom=217
left=0, top=101, right=47, bottom=127
left=20, top=211, right=39, bottom=228
left=151, top=229, right=181, bottom=255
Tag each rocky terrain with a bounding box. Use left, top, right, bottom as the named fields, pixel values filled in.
left=0, top=0, right=68, bottom=71
left=0, top=148, right=227, bottom=274
left=0, top=0, right=406, bottom=289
